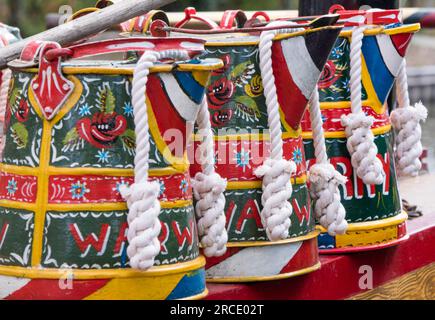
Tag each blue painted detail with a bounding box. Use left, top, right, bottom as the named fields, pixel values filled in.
left=362, top=36, right=395, bottom=105
left=166, top=268, right=206, bottom=300
left=384, top=23, right=402, bottom=29
left=173, top=71, right=205, bottom=104
left=318, top=232, right=336, bottom=250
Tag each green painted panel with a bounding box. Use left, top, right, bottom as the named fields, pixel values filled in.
left=2, top=72, right=42, bottom=167
left=0, top=207, right=34, bottom=267
left=224, top=183, right=314, bottom=241
left=304, top=132, right=401, bottom=222
left=41, top=206, right=199, bottom=269
left=318, top=37, right=368, bottom=103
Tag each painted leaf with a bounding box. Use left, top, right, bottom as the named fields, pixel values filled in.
left=231, top=62, right=256, bottom=87
left=120, top=129, right=136, bottom=154
left=230, top=61, right=252, bottom=79
left=8, top=88, right=20, bottom=113
left=11, top=122, right=28, bottom=149
left=62, top=127, right=79, bottom=146
left=235, top=95, right=261, bottom=118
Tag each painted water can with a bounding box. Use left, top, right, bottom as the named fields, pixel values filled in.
left=0, top=23, right=22, bottom=159
left=0, top=37, right=222, bottom=299
left=301, top=11, right=420, bottom=253
left=145, top=9, right=343, bottom=282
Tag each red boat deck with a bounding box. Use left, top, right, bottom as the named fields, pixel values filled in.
left=206, top=175, right=435, bottom=300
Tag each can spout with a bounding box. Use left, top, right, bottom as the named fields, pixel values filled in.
left=273, top=26, right=342, bottom=131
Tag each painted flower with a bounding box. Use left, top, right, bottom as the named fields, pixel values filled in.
left=95, top=149, right=111, bottom=164
left=331, top=47, right=344, bottom=59
left=70, top=181, right=90, bottom=200
left=207, top=78, right=235, bottom=108
left=15, top=99, right=29, bottom=122
left=6, top=178, right=17, bottom=195
left=212, top=54, right=231, bottom=75
left=318, top=60, right=339, bottom=89
left=234, top=148, right=251, bottom=172
left=292, top=148, right=303, bottom=165
left=179, top=179, right=189, bottom=194
left=244, top=75, right=263, bottom=97
left=123, top=102, right=133, bottom=117
left=76, top=112, right=127, bottom=149
left=78, top=103, right=92, bottom=117
left=114, top=180, right=130, bottom=194
left=211, top=108, right=233, bottom=127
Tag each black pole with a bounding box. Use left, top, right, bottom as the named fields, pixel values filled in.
left=298, top=0, right=399, bottom=16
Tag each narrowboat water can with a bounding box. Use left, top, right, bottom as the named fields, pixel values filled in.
left=0, top=37, right=223, bottom=299
left=137, top=9, right=343, bottom=282
left=301, top=9, right=421, bottom=252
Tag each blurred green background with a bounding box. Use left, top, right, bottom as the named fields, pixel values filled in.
left=0, top=0, right=432, bottom=36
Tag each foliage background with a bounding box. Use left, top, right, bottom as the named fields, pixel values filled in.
left=0, top=0, right=432, bottom=37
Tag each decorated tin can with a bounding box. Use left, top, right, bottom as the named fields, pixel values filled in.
left=0, top=37, right=222, bottom=299
left=0, top=23, right=22, bottom=158
left=301, top=9, right=421, bottom=253
left=146, top=9, right=342, bottom=282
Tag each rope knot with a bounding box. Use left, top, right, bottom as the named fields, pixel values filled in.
left=120, top=181, right=161, bottom=270
left=341, top=112, right=385, bottom=185
left=255, top=158, right=296, bottom=241
left=192, top=172, right=228, bottom=257
left=309, top=163, right=348, bottom=236
left=391, top=101, right=428, bottom=177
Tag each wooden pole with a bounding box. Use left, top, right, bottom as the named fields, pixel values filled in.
left=0, top=0, right=176, bottom=69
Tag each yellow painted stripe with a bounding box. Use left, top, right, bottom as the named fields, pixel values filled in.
left=85, top=272, right=185, bottom=300
left=361, top=54, right=384, bottom=112
left=318, top=100, right=387, bottom=114
left=335, top=224, right=399, bottom=248
left=225, top=230, right=319, bottom=248
left=191, top=70, right=210, bottom=87
left=0, top=164, right=38, bottom=175
left=146, top=95, right=189, bottom=172
left=46, top=199, right=192, bottom=212
left=21, top=61, right=224, bottom=75
left=316, top=212, right=408, bottom=248
left=193, top=130, right=301, bottom=142
left=45, top=166, right=186, bottom=177
left=0, top=256, right=205, bottom=279
left=339, top=23, right=420, bottom=38
left=28, top=76, right=83, bottom=267
left=227, top=175, right=307, bottom=190
left=302, top=124, right=392, bottom=139
left=0, top=200, right=37, bottom=211
left=316, top=211, right=408, bottom=233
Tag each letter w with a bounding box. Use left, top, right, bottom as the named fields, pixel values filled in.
left=172, top=221, right=194, bottom=252
left=69, top=223, right=111, bottom=258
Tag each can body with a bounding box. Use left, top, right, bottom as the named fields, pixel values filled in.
left=190, top=26, right=341, bottom=281
left=301, top=24, right=419, bottom=253
left=0, top=54, right=220, bottom=299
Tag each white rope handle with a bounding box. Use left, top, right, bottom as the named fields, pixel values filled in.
left=120, top=49, right=189, bottom=270
left=0, top=69, right=11, bottom=117
left=390, top=59, right=428, bottom=177
left=308, top=88, right=348, bottom=236
left=341, top=26, right=385, bottom=185
left=254, top=21, right=302, bottom=241
left=0, top=69, right=11, bottom=160
left=192, top=99, right=228, bottom=257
